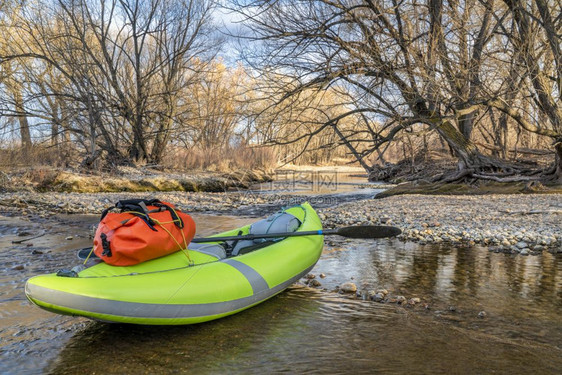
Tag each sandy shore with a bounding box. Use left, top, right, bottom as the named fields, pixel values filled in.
left=1, top=191, right=561, bottom=255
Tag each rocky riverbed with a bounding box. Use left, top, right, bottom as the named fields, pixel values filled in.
left=0, top=191, right=561, bottom=255
left=321, top=194, right=562, bottom=255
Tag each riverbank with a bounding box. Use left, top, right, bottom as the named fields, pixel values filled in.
left=0, top=167, right=272, bottom=193
left=1, top=190, right=560, bottom=255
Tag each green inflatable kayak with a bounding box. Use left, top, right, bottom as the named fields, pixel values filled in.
left=25, top=203, right=323, bottom=325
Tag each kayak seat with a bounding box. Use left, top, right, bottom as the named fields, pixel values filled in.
left=188, top=243, right=227, bottom=260
left=229, top=211, right=302, bottom=257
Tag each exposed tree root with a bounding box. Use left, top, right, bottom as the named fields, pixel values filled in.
left=471, top=173, right=541, bottom=182
left=441, top=168, right=473, bottom=183
left=371, top=155, right=561, bottom=186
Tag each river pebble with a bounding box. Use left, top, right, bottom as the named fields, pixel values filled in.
left=396, top=296, right=407, bottom=304
left=320, top=194, right=562, bottom=256
left=309, top=279, right=322, bottom=287
left=0, top=191, right=277, bottom=217
left=340, top=282, right=357, bottom=293
left=516, top=241, right=528, bottom=249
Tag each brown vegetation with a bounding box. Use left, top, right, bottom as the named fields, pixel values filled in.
left=0, top=164, right=272, bottom=193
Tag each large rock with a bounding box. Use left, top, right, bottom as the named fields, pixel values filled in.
left=340, top=282, right=357, bottom=293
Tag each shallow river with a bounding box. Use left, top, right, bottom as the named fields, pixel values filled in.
left=1, top=208, right=562, bottom=374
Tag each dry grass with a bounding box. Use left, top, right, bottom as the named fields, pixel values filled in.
left=0, top=142, right=278, bottom=193
left=161, top=145, right=277, bottom=172
left=0, top=168, right=250, bottom=193
left=0, top=144, right=75, bottom=171
left=0, top=143, right=277, bottom=173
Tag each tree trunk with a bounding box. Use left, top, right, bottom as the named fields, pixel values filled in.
left=51, top=123, right=58, bottom=147
left=458, top=113, right=475, bottom=141
left=4, top=62, right=32, bottom=150
left=150, top=100, right=176, bottom=164
left=555, top=142, right=562, bottom=183
left=130, top=114, right=149, bottom=163
left=433, top=119, right=483, bottom=170
left=130, top=137, right=148, bottom=164
left=150, top=118, right=172, bottom=164
left=14, top=90, right=32, bottom=149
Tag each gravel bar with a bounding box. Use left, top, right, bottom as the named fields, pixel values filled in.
left=320, top=194, right=562, bottom=255
left=1, top=191, right=561, bottom=255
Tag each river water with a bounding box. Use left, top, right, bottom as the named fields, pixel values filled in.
left=1, top=175, right=562, bottom=374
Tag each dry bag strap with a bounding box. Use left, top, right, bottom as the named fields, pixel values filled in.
left=151, top=202, right=184, bottom=229
left=100, top=199, right=160, bottom=220
left=99, top=199, right=183, bottom=230
left=100, top=199, right=161, bottom=230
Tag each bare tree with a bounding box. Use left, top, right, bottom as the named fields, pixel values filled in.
left=232, top=0, right=558, bottom=181
left=1, top=0, right=218, bottom=166
left=488, top=0, right=562, bottom=182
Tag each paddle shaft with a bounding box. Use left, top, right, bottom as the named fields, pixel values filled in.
left=191, top=225, right=401, bottom=243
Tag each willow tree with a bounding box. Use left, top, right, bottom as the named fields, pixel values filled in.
left=233, top=0, right=532, bottom=180
left=243, top=74, right=370, bottom=167
left=489, top=0, right=562, bottom=182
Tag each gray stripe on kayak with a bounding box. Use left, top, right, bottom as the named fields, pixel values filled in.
left=221, top=259, right=269, bottom=294
left=25, top=265, right=315, bottom=320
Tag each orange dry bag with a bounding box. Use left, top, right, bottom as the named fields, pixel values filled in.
left=93, top=199, right=196, bottom=266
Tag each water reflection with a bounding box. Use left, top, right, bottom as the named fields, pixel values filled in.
left=250, top=170, right=378, bottom=195
left=319, top=240, right=562, bottom=307
left=316, top=240, right=562, bottom=346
